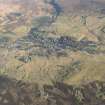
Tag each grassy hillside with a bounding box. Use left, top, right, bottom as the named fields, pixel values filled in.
left=0, top=0, right=105, bottom=87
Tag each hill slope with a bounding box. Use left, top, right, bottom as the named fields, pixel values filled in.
left=0, top=0, right=105, bottom=86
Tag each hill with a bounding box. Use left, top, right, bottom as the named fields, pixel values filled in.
left=0, top=0, right=105, bottom=87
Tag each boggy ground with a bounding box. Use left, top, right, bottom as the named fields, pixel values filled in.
left=0, top=75, right=105, bottom=105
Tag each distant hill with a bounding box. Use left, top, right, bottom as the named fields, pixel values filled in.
left=0, top=0, right=55, bottom=17
left=58, top=0, right=105, bottom=14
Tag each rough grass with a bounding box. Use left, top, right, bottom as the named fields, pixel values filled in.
left=48, top=15, right=98, bottom=42
left=64, top=52, right=105, bottom=85
left=0, top=1, right=105, bottom=86
left=0, top=75, right=105, bottom=105
left=1, top=49, right=105, bottom=86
